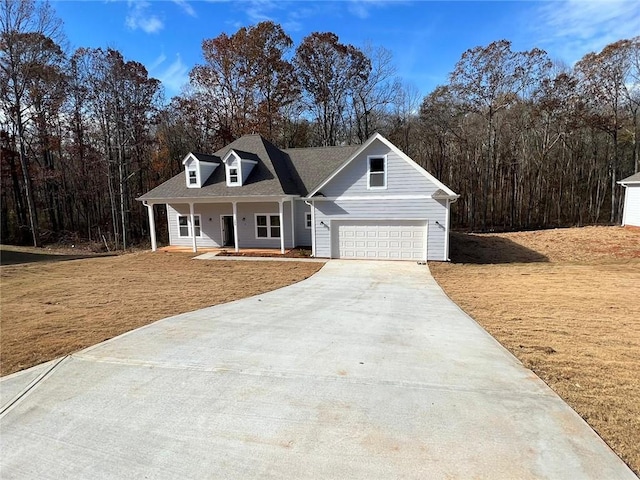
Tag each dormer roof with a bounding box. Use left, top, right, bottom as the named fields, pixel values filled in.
left=182, top=152, right=220, bottom=165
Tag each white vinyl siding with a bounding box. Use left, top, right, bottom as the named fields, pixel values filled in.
left=177, top=214, right=201, bottom=237
left=293, top=199, right=312, bottom=246
left=313, top=198, right=448, bottom=261
left=309, top=137, right=451, bottom=261
left=167, top=202, right=295, bottom=249
left=622, top=185, right=640, bottom=226
left=167, top=204, right=231, bottom=247
left=319, top=139, right=437, bottom=197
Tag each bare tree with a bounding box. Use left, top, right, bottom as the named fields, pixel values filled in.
left=294, top=32, right=371, bottom=146
left=351, top=43, right=399, bottom=142
left=189, top=21, right=298, bottom=145
left=0, top=0, right=64, bottom=246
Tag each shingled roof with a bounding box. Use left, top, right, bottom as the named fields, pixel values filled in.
left=619, top=172, right=640, bottom=184
left=284, top=144, right=360, bottom=196
left=189, top=152, right=220, bottom=164
left=138, top=135, right=361, bottom=201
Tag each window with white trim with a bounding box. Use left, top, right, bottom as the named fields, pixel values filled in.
left=367, top=156, right=387, bottom=189
left=229, top=167, right=239, bottom=184
left=305, top=212, right=312, bottom=229
left=178, top=215, right=201, bottom=237
left=188, top=169, right=197, bottom=185
left=256, top=214, right=280, bottom=238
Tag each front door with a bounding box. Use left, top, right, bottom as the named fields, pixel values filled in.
left=221, top=215, right=235, bottom=247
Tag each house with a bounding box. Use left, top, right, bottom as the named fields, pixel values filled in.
left=137, top=133, right=459, bottom=261
left=618, top=172, right=640, bottom=227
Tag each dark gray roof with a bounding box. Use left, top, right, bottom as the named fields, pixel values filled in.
left=284, top=145, right=361, bottom=196
left=619, top=172, right=640, bottom=183
left=190, top=152, right=220, bottom=163
left=138, top=135, right=361, bottom=201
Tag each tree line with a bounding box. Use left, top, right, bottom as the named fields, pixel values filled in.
left=1, top=0, right=638, bottom=249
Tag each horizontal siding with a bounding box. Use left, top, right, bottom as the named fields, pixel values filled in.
left=313, top=198, right=448, bottom=260
left=236, top=202, right=294, bottom=249
left=320, top=139, right=439, bottom=197
left=623, top=186, right=640, bottom=226
left=294, top=200, right=312, bottom=247
left=167, top=201, right=295, bottom=249
left=167, top=203, right=231, bottom=247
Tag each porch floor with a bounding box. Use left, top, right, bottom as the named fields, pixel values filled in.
left=157, top=246, right=294, bottom=256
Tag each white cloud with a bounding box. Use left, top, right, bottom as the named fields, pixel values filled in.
left=151, top=54, right=190, bottom=99
left=531, top=0, right=640, bottom=63
left=222, top=1, right=317, bottom=32
left=172, top=0, right=197, bottom=17
left=245, top=0, right=278, bottom=24
left=126, top=1, right=164, bottom=34
left=347, top=0, right=403, bottom=20
left=148, top=53, right=168, bottom=71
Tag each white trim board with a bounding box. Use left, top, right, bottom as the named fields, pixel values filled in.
left=307, top=133, right=459, bottom=199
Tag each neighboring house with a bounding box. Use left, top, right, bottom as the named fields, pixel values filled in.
left=137, top=133, right=459, bottom=261
left=618, top=172, right=640, bottom=227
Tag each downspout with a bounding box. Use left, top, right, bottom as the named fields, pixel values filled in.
left=444, top=199, right=450, bottom=261
left=189, top=202, right=197, bottom=253
left=143, top=201, right=157, bottom=252
left=305, top=200, right=315, bottom=257
left=278, top=199, right=285, bottom=254
left=290, top=199, right=296, bottom=249
left=232, top=201, right=239, bottom=252
left=445, top=196, right=459, bottom=261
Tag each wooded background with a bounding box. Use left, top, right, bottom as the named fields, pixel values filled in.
left=1, top=0, right=638, bottom=249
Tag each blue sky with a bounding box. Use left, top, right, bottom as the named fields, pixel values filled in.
left=52, top=0, right=640, bottom=100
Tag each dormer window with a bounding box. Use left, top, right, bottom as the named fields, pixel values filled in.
left=223, top=149, right=258, bottom=187
left=229, top=167, right=239, bottom=185
left=183, top=152, right=220, bottom=188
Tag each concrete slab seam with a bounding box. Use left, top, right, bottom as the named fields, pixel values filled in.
left=0, top=355, right=70, bottom=417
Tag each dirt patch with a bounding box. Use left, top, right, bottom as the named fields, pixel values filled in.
left=430, top=226, right=640, bottom=475
left=217, top=247, right=313, bottom=258
left=0, top=244, right=115, bottom=266
left=0, top=251, right=322, bottom=376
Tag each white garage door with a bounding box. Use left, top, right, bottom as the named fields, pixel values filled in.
left=333, top=220, right=427, bottom=261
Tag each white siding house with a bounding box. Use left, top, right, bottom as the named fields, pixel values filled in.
left=137, top=133, right=459, bottom=261
left=618, top=172, right=640, bottom=227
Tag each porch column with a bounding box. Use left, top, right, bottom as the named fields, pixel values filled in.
left=144, top=201, right=157, bottom=252
left=189, top=202, right=197, bottom=253
left=290, top=199, right=295, bottom=249
left=278, top=199, right=285, bottom=254
left=232, top=201, right=239, bottom=253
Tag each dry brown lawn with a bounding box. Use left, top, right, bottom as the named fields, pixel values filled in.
left=0, top=251, right=322, bottom=376
left=430, top=226, right=640, bottom=475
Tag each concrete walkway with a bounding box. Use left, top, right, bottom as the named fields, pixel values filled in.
left=1, top=261, right=635, bottom=479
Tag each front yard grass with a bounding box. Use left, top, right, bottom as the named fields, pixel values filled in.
left=0, top=251, right=322, bottom=376
left=429, top=226, right=640, bottom=475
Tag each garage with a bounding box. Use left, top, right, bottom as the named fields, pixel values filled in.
left=332, top=220, right=428, bottom=261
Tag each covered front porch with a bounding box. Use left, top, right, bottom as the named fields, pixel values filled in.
left=142, top=196, right=299, bottom=254
left=157, top=246, right=294, bottom=255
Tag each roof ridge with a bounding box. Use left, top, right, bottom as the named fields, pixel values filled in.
left=284, top=144, right=360, bottom=151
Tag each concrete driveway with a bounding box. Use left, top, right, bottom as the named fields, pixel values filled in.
left=1, top=261, right=635, bottom=479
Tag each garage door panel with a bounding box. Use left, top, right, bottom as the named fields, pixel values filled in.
left=334, top=220, right=427, bottom=261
